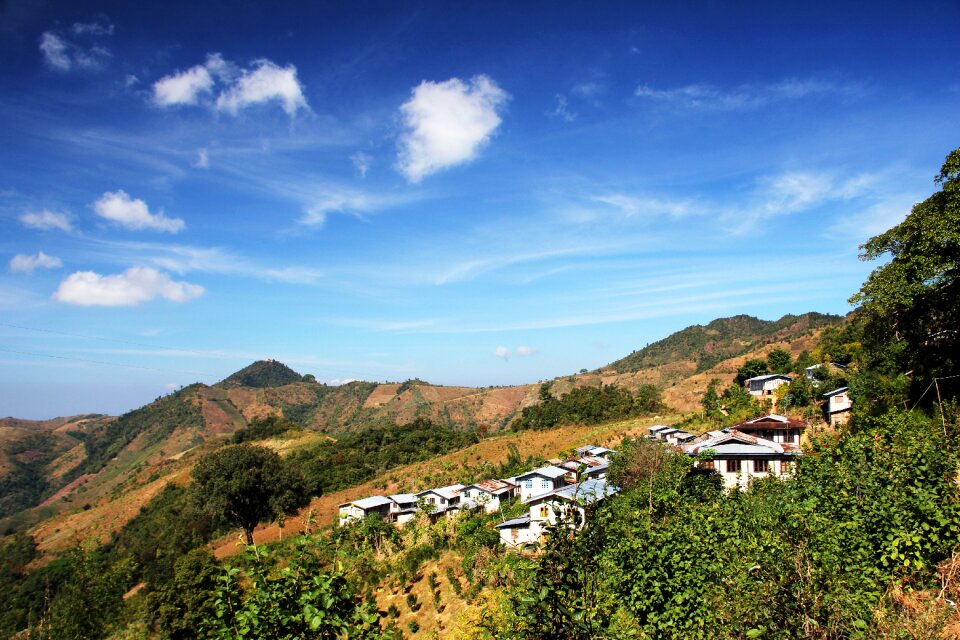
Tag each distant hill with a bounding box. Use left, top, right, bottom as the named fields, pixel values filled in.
left=217, top=359, right=305, bottom=388
left=604, top=312, right=843, bottom=375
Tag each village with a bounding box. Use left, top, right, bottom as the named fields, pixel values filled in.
left=338, top=372, right=854, bottom=547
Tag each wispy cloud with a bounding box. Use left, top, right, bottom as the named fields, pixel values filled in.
left=549, top=94, right=577, bottom=122
left=39, top=18, right=113, bottom=71
left=397, top=75, right=509, bottom=182
left=634, top=78, right=851, bottom=110
left=10, top=251, right=62, bottom=273
left=19, top=209, right=74, bottom=232
left=53, top=266, right=204, bottom=307
left=350, top=152, right=372, bottom=177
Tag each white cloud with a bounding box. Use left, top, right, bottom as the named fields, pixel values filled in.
left=634, top=78, right=841, bottom=110
left=39, top=21, right=112, bottom=71
left=593, top=194, right=694, bottom=219
left=53, top=266, right=204, bottom=306
left=9, top=251, right=63, bottom=273
left=397, top=75, right=509, bottom=182
left=19, top=209, right=73, bottom=232
left=92, top=190, right=185, bottom=233
left=516, top=345, right=539, bottom=357
left=216, top=59, right=307, bottom=115
left=493, top=346, right=510, bottom=359
left=351, top=152, right=372, bottom=177
left=153, top=64, right=215, bottom=106
left=193, top=148, right=210, bottom=169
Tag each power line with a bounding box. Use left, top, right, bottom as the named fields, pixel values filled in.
left=0, top=321, right=216, bottom=358
left=0, top=346, right=218, bottom=377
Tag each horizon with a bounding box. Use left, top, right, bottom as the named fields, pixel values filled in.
left=2, top=1, right=959, bottom=418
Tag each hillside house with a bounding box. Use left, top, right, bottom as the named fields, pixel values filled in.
left=416, top=484, right=464, bottom=514
left=665, top=430, right=696, bottom=446
left=574, top=445, right=615, bottom=459
left=745, top=374, right=793, bottom=397
left=389, top=493, right=419, bottom=525
left=516, top=479, right=619, bottom=545
left=823, top=387, right=852, bottom=426
left=496, top=514, right=535, bottom=547
left=805, top=362, right=847, bottom=383
left=682, top=430, right=801, bottom=490
left=338, top=496, right=394, bottom=526
left=515, top=465, right=570, bottom=501
left=559, top=456, right=610, bottom=481
left=646, top=425, right=672, bottom=439
left=732, top=414, right=805, bottom=444
left=460, top=479, right=518, bottom=513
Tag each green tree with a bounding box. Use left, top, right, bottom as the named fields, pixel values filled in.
left=701, top=379, right=721, bottom=416
left=191, top=444, right=309, bottom=545
left=734, top=359, right=769, bottom=385
left=850, top=147, right=960, bottom=401
left=151, top=549, right=222, bottom=640
left=766, top=348, right=793, bottom=374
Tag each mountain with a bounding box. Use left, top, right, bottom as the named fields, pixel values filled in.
left=217, top=359, right=306, bottom=388
left=604, top=312, right=843, bottom=375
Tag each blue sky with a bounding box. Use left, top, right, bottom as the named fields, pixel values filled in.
left=2, top=1, right=958, bottom=419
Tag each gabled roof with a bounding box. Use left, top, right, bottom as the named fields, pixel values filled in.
left=516, top=465, right=569, bottom=480
left=495, top=514, right=531, bottom=529
left=647, top=425, right=672, bottom=433
left=823, top=386, right=849, bottom=397
left=527, top=478, right=619, bottom=506
left=746, top=413, right=789, bottom=423
left=735, top=414, right=807, bottom=431
left=344, top=496, right=393, bottom=510
left=588, top=446, right=614, bottom=455
left=464, top=479, right=516, bottom=495
left=416, top=484, right=464, bottom=500
left=745, top=374, right=793, bottom=383
left=683, top=430, right=801, bottom=457
left=390, top=493, right=418, bottom=503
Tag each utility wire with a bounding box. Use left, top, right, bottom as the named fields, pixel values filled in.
left=0, top=346, right=218, bottom=377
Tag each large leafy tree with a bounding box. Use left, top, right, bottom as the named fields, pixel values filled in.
left=850, top=147, right=960, bottom=400
left=191, top=444, right=309, bottom=545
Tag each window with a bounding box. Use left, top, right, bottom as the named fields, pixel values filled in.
left=541, top=478, right=551, bottom=489
left=540, top=506, right=550, bottom=518
left=524, top=479, right=533, bottom=489
left=784, top=432, right=796, bottom=444
left=754, top=459, right=769, bottom=473
left=700, top=460, right=715, bottom=471
left=726, top=459, right=741, bottom=473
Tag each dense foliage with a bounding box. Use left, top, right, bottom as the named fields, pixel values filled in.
left=192, top=444, right=310, bottom=545
left=511, top=383, right=663, bottom=431
left=0, top=430, right=75, bottom=518
left=232, top=414, right=300, bottom=443
left=607, top=313, right=841, bottom=374
left=289, top=418, right=479, bottom=496
left=218, top=360, right=307, bottom=389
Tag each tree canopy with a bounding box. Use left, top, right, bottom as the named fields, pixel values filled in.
left=851, top=147, right=960, bottom=401
left=191, top=444, right=309, bottom=545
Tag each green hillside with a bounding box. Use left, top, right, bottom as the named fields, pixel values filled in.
left=217, top=359, right=305, bottom=389
left=605, top=312, right=843, bottom=374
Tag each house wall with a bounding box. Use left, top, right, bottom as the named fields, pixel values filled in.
left=518, top=475, right=563, bottom=501
left=698, top=458, right=795, bottom=490
left=747, top=378, right=789, bottom=397
left=500, top=525, right=535, bottom=547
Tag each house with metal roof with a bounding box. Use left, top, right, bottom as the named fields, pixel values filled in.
left=525, top=479, right=620, bottom=543
left=495, top=514, right=534, bottom=547
left=683, top=430, right=801, bottom=490
left=731, top=414, right=806, bottom=445
left=416, top=484, right=464, bottom=513
left=744, top=373, right=793, bottom=397
left=515, top=465, right=571, bottom=501
left=337, top=495, right=394, bottom=526
left=559, top=456, right=610, bottom=481
left=823, top=386, right=852, bottom=426
left=460, top=479, right=518, bottom=513
left=388, top=493, right=419, bottom=525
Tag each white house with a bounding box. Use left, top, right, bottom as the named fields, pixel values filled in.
left=338, top=495, right=394, bottom=526
left=388, top=493, right=419, bottom=525
left=496, top=514, right=535, bottom=547
left=731, top=414, right=805, bottom=444
left=823, top=387, right=852, bottom=426
left=460, top=479, right=518, bottom=513
left=745, top=374, right=793, bottom=397
left=665, top=430, right=696, bottom=446
left=574, top=445, right=615, bottom=459
left=682, top=430, right=801, bottom=491
left=805, top=362, right=847, bottom=383
left=559, top=456, right=609, bottom=481
left=525, top=479, right=619, bottom=544
left=515, top=465, right=570, bottom=501
left=416, top=484, right=464, bottom=513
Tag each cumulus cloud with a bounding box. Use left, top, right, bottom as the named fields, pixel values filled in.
left=19, top=209, right=73, bottom=232
left=493, top=346, right=510, bottom=359
left=39, top=19, right=113, bottom=71
left=516, top=346, right=539, bottom=357
left=92, top=190, right=185, bottom=233
left=153, top=64, right=215, bottom=106
left=53, top=266, right=204, bottom=306
left=9, top=252, right=62, bottom=273
left=216, top=59, right=307, bottom=115
left=397, top=75, right=509, bottom=182
left=152, top=54, right=306, bottom=116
